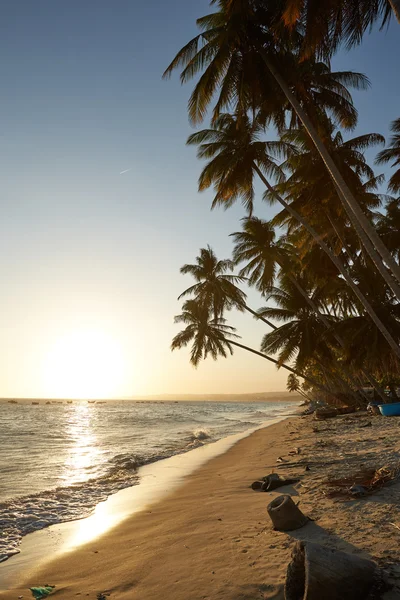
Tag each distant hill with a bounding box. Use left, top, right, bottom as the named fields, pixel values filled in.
left=130, top=391, right=300, bottom=402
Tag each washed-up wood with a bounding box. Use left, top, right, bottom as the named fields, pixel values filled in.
left=314, top=407, right=338, bottom=420
left=285, top=541, right=377, bottom=600
left=267, top=495, right=308, bottom=531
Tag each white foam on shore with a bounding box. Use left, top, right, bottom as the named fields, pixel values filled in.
left=0, top=413, right=292, bottom=588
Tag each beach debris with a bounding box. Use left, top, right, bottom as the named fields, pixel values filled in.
left=359, top=421, right=372, bottom=428
left=251, top=474, right=300, bottom=492
left=96, top=593, right=111, bottom=600
left=251, top=481, right=264, bottom=490
left=288, top=447, right=301, bottom=456
left=29, top=587, right=55, bottom=600
left=285, top=541, right=378, bottom=600
left=389, top=522, right=400, bottom=532
left=267, top=494, right=308, bottom=531
left=262, top=474, right=300, bottom=491
left=326, top=465, right=399, bottom=499
left=349, top=484, right=368, bottom=497
left=276, top=456, right=287, bottom=463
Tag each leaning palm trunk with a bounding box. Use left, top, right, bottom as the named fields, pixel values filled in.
left=242, top=303, right=277, bottom=330
left=260, top=52, right=400, bottom=293
left=253, top=164, right=400, bottom=359
left=333, top=185, right=400, bottom=301
left=228, top=340, right=331, bottom=394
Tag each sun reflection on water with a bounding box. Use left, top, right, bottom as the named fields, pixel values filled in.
left=62, top=403, right=103, bottom=486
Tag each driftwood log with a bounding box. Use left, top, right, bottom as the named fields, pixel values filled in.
left=314, top=407, right=338, bottom=420
left=267, top=495, right=308, bottom=531
left=285, top=541, right=377, bottom=600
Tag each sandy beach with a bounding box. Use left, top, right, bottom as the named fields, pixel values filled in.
left=2, top=412, right=400, bottom=599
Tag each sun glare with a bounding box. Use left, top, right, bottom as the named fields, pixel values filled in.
left=43, top=330, right=125, bottom=399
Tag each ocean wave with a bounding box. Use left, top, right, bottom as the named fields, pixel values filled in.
left=0, top=467, right=140, bottom=563
left=0, top=431, right=214, bottom=562
left=191, top=428, right=210, bottom=441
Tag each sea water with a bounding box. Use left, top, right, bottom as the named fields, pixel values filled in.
left=0, top=399, right=295, bottom=561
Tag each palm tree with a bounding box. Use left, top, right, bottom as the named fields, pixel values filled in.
left=258, top=281, right=364, bottom=398
left=231, top=217, right=288, bottom=294
left=187, top=114, right=400, bottom=358
left=377, top=199, right=400, bottom=264
left=171, top=299, right=237, bottom=366
left=179, top=245, right=277, bottom=329
left=188, top=114, right=285, bottom=216
left=376, top=118, right=400, bottom=194
left=164, top=2, right=400, bottom=287
left=286, top=373, right=313, bottom=402
left=258, top=282, right=335, bottom=371
left=271, top=125, right=400, bottom=300
left=231, top=217, right=371, bottom=398
left=280, top=0, right=398, bottom=58
left=171, top=299, right=330, bottom=391
left=179, top=245, right=246, bottom=318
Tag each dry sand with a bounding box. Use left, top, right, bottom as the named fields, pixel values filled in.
left=2, top=412, right=400, bottom=599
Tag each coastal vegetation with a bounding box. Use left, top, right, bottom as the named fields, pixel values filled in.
left=166, top=0, right=400, bottom=406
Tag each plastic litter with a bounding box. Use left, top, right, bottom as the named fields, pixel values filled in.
left=30, top=586, right=55, bottom=599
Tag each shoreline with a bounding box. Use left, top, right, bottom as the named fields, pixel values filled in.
left=3, top=409, right=400, bottom=599
left=0, top=411, right=294, bottom=589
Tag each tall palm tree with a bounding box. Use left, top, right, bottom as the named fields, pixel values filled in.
left=376, top=118, right=400, bottom=194
left=163, top=2, right=400, bottom=287
left=187, top=114, right=400, bottom=358
left=280, top=0, right=398, bottom=58
left=171, top=299, right=237, bottom=366
left=286, top=373, right=313, bottom=402
left=179, top=245, right=276, bottom=329
left=171, top=299, right=330, bottom=391
left=258, top=282, right=335, bottom=370
left=271, top=126, right=400, bottom=300
left=231, top=217, right=370, bottom=398
left=231, top=217, right=289, bottom=293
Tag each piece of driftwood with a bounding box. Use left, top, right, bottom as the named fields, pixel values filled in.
left=251, top=474, right=300, bottom=492
left=262, top=474, right=300, bottom=491
left=267, top=495, right=308, bottom=531
left=314, top=407, right=338, bottom=420
left=285, top=541, right=377, bottom=600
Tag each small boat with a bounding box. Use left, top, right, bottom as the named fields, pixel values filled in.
left=378, top=402, right=400, bottom=416
left=67, top=400, right=73, bottom=404
left=32, top=401, right=39, bottom=405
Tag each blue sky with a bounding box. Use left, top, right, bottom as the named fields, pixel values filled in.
left=0, top=1, right=398, bottom=398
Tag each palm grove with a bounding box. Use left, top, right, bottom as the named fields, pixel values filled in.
left=165, top=0, right=400, bottom=406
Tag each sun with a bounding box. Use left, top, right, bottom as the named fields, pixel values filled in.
left=43, top=329, right=125, bottom=399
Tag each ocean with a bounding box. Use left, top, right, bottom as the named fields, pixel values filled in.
left=0, top=399, right=296, bottom=562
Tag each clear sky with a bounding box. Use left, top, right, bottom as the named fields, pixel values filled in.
left=0, top=1, right=398, bottom=398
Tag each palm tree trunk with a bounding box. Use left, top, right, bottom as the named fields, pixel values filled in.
left=253, top=164, right=400, bottom=359
left=389, top=0, right=400, bottom=22
left=326, top=215, right=357, bottom=263
left=388, top=383, right=399, bottom=401
left=228, top=340, right=331, bottom=394
left=361, top=369, right=387, bottom=404
left=260, top=52, right=400, bottom=292
left=334, top=186, right=400, bottom=300
left=243, top=304, right=277, bottom=329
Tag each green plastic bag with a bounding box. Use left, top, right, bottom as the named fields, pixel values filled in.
left=30, top=586, right=55, bottom=599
